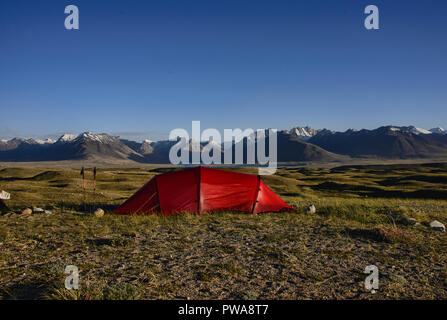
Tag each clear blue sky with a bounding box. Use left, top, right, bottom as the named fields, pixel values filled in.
left=0, top=0, right=446, bottom=141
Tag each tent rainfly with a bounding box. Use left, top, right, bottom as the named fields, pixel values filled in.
left=114, top=166, right=293, bottom=216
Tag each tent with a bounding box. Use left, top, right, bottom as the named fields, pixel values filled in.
left=114, top=166, right=293, bottom=216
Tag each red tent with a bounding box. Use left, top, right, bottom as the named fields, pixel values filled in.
left=114, top=166, right=293, bottom=216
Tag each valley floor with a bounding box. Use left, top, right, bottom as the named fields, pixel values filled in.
left=0, top=164, right=446, bottom=299
left=1, top=157, right=447, bottom=169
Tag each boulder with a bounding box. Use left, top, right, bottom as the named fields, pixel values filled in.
left=429, top=220, right=445, bottom=232
left=306, top=205, right=316, bottom=214
left=0, top=190, right=10, bottom=200
left=32, top=207, right=45, bottom=214
left=21, top=208, right=32, bottom=215
left=94, top=208, right=105, bottom=218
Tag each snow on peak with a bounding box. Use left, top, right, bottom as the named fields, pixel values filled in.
left=57, top=132, right=117, bottom=144
left=290, top=126, right=319, bottom=140
left=77, top=132, right=114, bottom=143
left=35, top=138, right=56, bottom=145
left=58, top=134, right=77, bottom=142
left=76, top=132, right=121, bottom=144
left=390, top=126, right=432, bottom=135
left=429, top=127, right=446, bottom=134
left=407, top=126, right=431, bottom=135
left=142, top=139, right=154, bottom=144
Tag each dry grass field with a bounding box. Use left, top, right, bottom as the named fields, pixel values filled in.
left=0, top=164, right=446, bottom=299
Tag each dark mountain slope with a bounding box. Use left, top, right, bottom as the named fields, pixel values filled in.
left=309, top=126, right=447, bottom=158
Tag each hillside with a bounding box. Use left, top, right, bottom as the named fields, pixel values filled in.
left=309, top=126, right=447, bottom=158
left=0, top=164, right=446, bottom=299
left=2, top=125, right=447, bottom=164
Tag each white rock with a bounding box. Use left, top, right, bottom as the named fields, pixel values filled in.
left=32, top=207, right=45, bottom=213
left=94, top=208, right=105, bottom=217
left=429, top=220, right=445, bottom=232
left=0, top=190, right=10, bottom=200
left=306, top=205, right=316, bottom=214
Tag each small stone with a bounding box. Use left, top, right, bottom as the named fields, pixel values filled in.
left=32, top=207, right=45, bottom=214
left=400, top=217, right=418, bottom=226
left=44, top=210, right=53, bottom=215
left=306, top=205, right=316, bottom=214
left=429, top=220, right=445, bottom=232
left=94, top=208, right=105, bottom=217
left=21, top=208, right=32, bottom=215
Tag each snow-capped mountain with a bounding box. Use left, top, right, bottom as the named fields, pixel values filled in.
left=399, top=126, right=432, bottom=135
left=430, top=127, right=446, bottom=135
left=57, top=134, right=77, bottom=143
left=0, top=137, right=55, bottom=152
left=57, top=132, right=119, bottom=144
left=1, top=125, right=447, bottom=162
left=309, top=125, right=447, bottom=158
left=35, top=138, right=56, bottom=145
left=0, top=132, right=141, bottom=161
left=230, top=129, right=346, bottom=162
left=289, top=126, right=320, bottom=140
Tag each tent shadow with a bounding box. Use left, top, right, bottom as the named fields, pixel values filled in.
left=1, top=280, right=57, bottom=300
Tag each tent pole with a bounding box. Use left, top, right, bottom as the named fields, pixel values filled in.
left=197, top=166, right=201, bottom=214
left=154, top=175, right=162, bottom=216
left=251, top=175, right=261, bottom=214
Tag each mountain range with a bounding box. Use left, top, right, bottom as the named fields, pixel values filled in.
left=1, top=126, right=446, bottom=163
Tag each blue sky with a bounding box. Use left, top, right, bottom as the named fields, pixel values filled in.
left=0, top=0, right=446, bottom=141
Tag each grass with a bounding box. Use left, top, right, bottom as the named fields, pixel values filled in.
left=0, top=163, right=446, bottom=299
